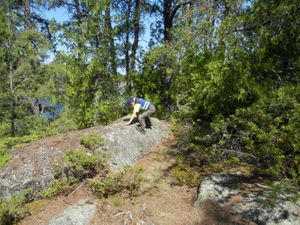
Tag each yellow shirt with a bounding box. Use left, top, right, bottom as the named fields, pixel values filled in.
left=133, top=103, right=141, bottom=113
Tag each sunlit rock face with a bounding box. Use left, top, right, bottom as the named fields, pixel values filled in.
left=0, top=117, right=170, bottom=200
left=194, top=172, right=300, bottom=225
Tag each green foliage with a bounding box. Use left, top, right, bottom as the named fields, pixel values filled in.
left=0, top=4, right=60, bottom=141
left=38, top=148, right=109, bottom=199
left=0, top=12, right=8, bottom=44
left=0, top=114, right=77, bottom=168
left=39, top=178, right=71, bottom=199
left=53, top=148, right=108, bottom=181
left=123, top=166, right=146, bottom=197
left=0, top=104, right=78, bottom=166
left=170, top=156, right=199, bottom=187
left=80, top=133, right=105, bottom=151
left=0, top=0, right=298, bottom=206
left=0, top=153, right=11, bottom=169
left=268, top=179, right=300, bottom=204
left=45, top=110, right=78, bottom=134
left=248, top=0, right=300, bottom=83
left=60, top=0, right=122, bottom=129
left=163, top=1, right=300, bottom=198
left=66, top=56, right=122, bottom=128
left=90, top=171, right=124, bottom=198
left=0, top=190, right=31, bottom=225
left=90, top=166, right=146, bottom=198
left=194, top=85, right=299, bottom=182
left=136, top=45, right=178, bottom=117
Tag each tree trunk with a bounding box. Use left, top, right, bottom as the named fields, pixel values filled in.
left=74, top=0, right=84, bottom=59
left=162, top=0, right=173, bottom=114
left=104, top=0, right=117, bottom=75
left=8, top=36, right=16, bottom=136
left=24, top=0, right=32, bottom=29
left=162, top=0, right=193, bottom=113
left=163, top=0, right=172, bottom=43
left=129, top=0, right=141, bottom=91
left=124, top=0, right=132, bottom=93
left=163, top=0, right=193, bottom=43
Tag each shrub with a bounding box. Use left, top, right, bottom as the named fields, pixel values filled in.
left=170, top=156, right=199, bottom=187
left=190, top=86, right=299, bottom=184
left=0, top=153, right=11, bottom=169
left=80, top=133, right=105, bottom=151
left=39, top=178, right=70, bottom=199
left=0, top=190, right=32, bottom=225
left=53, top=148, right=108, bottom=181
left=90, top=171, right=124, bottom=197
left=123, top=166, right=146, bottom=197
left=90, top=166, right=146, bottom=198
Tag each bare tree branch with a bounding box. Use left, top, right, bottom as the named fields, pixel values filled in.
left=217, top=147, right=258, bottom=163
left=31, top=13, right=56, bottom=51
left=170, top=0, right=193, bottom=23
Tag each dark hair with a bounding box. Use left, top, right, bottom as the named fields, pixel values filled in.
left=126, top=96, right=134, bottom=105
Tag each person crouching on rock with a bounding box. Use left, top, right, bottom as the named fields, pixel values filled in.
left=125, top=97, right=156, bottom=134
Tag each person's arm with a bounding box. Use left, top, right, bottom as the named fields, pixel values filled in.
left=125, top=104, right=140, bottom=125
left=125, top=111, right=136, bottom=125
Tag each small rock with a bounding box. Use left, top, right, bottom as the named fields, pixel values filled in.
left=47, top=200, right=97, bottom=225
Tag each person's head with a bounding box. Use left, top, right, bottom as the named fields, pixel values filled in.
left=126, top=96, right=134, bottom=108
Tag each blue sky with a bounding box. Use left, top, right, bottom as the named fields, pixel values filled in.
left=42, top=7, right=69, bottom=23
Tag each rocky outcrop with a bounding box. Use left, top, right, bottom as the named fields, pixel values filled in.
left=0, top=118, right=170, bottom=200
left=47, top=200, right=97, bottom=225
left=194, top=172, right=300, bottom=225
left=100, top=119, right=169, bottom=168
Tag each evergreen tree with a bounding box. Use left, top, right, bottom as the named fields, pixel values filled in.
left=49, top=0, right=121, bottom=128
left=0, top=1, right=51, bottom=137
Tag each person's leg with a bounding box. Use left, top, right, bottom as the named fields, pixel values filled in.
left=138, top=105, right=156, bottom=128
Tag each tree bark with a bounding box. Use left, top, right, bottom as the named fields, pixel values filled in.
left=162, top=0, right=193, bottom=113
left=24, top=0, right=32, bottom=29
left=124, top=0, right=132, bottom=93
left=129, top=0, right=141, bottom=91
left=163, top=0, right=172, bottom=43
left=7, top=35, right=16, bottom=136
left=104, top=0, right=117, bottom=75
left=163, top=0, right=193, bottom=43
left=74, top=0, right=84, bottom=59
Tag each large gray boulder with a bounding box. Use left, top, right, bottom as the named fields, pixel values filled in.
left=194, top=172, right=300, bottom=225
left=100, top=119, right=169, bottom=168
left=0, top=118, right=170, bottom=200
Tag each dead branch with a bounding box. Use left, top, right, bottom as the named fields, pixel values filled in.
left=68, top=181, right=85, bottom=197
left=63, top=199, right=74, bottom=206
left=217, top=147, right=258, bottom=163
left=113, top=211, right=133, bottom=220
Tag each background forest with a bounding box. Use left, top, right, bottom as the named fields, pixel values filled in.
left=0, top=0, right=299, bottom=191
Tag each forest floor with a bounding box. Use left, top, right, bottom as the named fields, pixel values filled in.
left=18, top=136, right=255, bottom=225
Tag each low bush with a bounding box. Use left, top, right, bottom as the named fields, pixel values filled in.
left=39, top=178, right=71, bottom=199
left=90, top=171, right=124, bottom=197
left=53, top=148, right=108, bottom=181
left=90, top=166, right=146, bottom=198
left=173, top=85, right=299, bottom=194
left=170, top=156, right=199, bottom=187
left=205, top=86, right=299, bottom=183
left=80, top=133, right=105, bottom=151
left=0, top=190, right=32, bottom=225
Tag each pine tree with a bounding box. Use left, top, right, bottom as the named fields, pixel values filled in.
left=0, top=1, right=51, bottom=137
